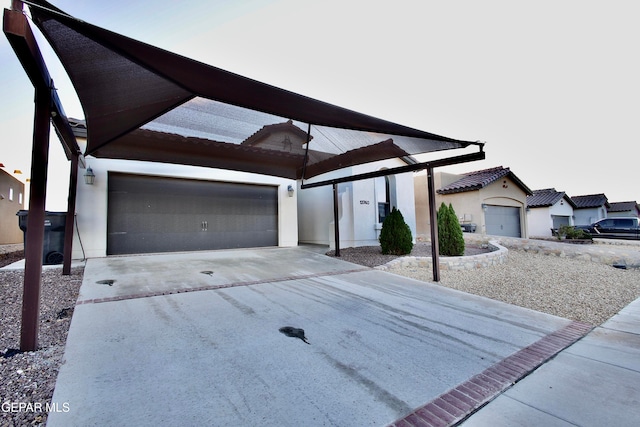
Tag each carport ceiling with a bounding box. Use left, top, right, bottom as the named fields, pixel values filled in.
left=26, top=0, right=479, bottom=180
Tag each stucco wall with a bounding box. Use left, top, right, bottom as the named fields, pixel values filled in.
left=574, top=207, right=606, bottom=226
left=72, top=158, right=298, bottom=259
left=414, top=171, right=429, bottom=235
left=299, top=159, right=416, bottom=249
left=549, top=198, right=575, bottom=219
left=0, top=170, right=25, bottom=244
left=527, top=207, right=552, bottom=237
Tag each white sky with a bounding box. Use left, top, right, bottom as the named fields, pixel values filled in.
left=1, top=0, right=638, bottom=210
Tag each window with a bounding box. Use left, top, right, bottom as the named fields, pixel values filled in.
left=19, top=192, right=23, bottom=205
left=376, top=176, right=390, bottom=223
left=9, top=187, right=13, bottom=201
left=615, top=219, right=633, bottom=227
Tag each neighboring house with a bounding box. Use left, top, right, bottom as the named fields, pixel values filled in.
left=415, top=166, right=532, bottom=238
left=70, top=120, right=416, bottom=259
left=0, top=168, right=25, bottom=244
left=526, top=188, right=576, bottom=238
left=607, top=201, right=640, bottom=219
left=571, top=194, right=609, bottom=226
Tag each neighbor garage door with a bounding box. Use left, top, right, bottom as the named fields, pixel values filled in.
left=485, top=205, right=521, bottom=237
left=107, top=173, right=278, bottom=255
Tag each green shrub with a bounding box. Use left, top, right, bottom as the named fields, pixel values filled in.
left=379, top=207, right=413, bottom=255
left=437, top=202, right=465, bottom=256
left=558, top=225, right=592, bottom=240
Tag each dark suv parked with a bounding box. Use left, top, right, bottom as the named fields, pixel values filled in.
left=576, top=217, right=640, bottom=240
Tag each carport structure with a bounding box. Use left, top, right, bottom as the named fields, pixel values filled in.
left=4, top=0, right=484, bottom=350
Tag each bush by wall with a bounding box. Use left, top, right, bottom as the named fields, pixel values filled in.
left=379, top=207, right=413, bottom=255
left=437, top=202, right=465, bottom=256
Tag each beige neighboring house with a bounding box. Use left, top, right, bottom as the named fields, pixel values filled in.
left=415, top=166, right=532, bottom=238
left=0, top=168, right=25, bottom=244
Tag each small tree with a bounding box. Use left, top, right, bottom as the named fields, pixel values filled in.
left=437, top=203, right=465, bottom=256
left=379, top=207, right=413, bottom=255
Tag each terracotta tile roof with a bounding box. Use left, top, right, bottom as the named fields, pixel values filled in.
left=527, top=188, right=577, bottom=209
left=570, top=194, right=609, bottom=209
left=608, top=201, right=640, bottom=213
left=242, top=120, right=312, bottom=147
left=437, top=166, right=532, bottom=195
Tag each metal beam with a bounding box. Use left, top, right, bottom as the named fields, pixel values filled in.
left=4, top=8, right=81, bottom=161
left=301, top=149, right=485, bottom=190
left=301, top=147, right=486, bottom=282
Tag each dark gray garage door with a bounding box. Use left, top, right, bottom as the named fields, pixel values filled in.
left=107, top=173, right=278, bottom=255
left=485, top=205, right=521, bottom=237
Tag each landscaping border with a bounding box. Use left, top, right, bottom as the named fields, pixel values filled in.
left=376, top=240, right=508, bottom=271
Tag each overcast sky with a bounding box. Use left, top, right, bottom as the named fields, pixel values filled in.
left=1, top=0, right=638, bottom=210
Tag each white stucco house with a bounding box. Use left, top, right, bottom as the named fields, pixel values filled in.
left=298, top=159, right=416, bottom=249
left=70, top=120, right=416, bottom=260
left=526, top=188, right=576, bottom=238
left=9, top=0, right=480, bottom=267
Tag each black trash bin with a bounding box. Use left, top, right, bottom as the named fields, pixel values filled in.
left=17, top=210, right=67, bottom=265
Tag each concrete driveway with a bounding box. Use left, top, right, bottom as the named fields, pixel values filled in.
left=47, top=246, right=586, bottom=426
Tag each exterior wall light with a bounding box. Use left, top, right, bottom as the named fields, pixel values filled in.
left=84, top=167, right=95, bottom=185
left=287, top=184, right=294, bottom=197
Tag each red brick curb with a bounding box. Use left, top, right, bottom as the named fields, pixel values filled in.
left=388, top=320, right=593, bottom=427
left=75, top=267, right=368, bottom=305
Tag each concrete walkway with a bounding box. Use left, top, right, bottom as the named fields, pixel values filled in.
left=459, top=297, right=640, bottom=426
left=46, top=246, right=590, bottom=427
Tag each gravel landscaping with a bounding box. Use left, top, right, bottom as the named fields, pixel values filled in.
left=2, top=241, right=639, bottom=425
left=1, top=250, right=83, bottom=427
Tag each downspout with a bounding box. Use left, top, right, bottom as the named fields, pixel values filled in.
left=62, top=151, right=79, bottom=275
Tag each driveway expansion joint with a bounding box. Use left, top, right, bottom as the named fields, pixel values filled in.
left=75, top=267, right=369, bottom=305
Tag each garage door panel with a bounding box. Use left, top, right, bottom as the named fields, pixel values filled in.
left=108, top=173, right=278, bottom=255
left=485, top=205, right=521, bottom=237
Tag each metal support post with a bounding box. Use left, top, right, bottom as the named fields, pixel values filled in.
left=20, top=86, right=51, bottom=351
left=333, top=183, right=340, bottom=257
left=427, top=166, right=440, bottom=282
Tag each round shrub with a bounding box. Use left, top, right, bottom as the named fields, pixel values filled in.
left=379, top=207, right=414, bottom=255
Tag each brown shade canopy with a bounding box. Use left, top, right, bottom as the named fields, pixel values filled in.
left=27, top=0, right=478, bottom=179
